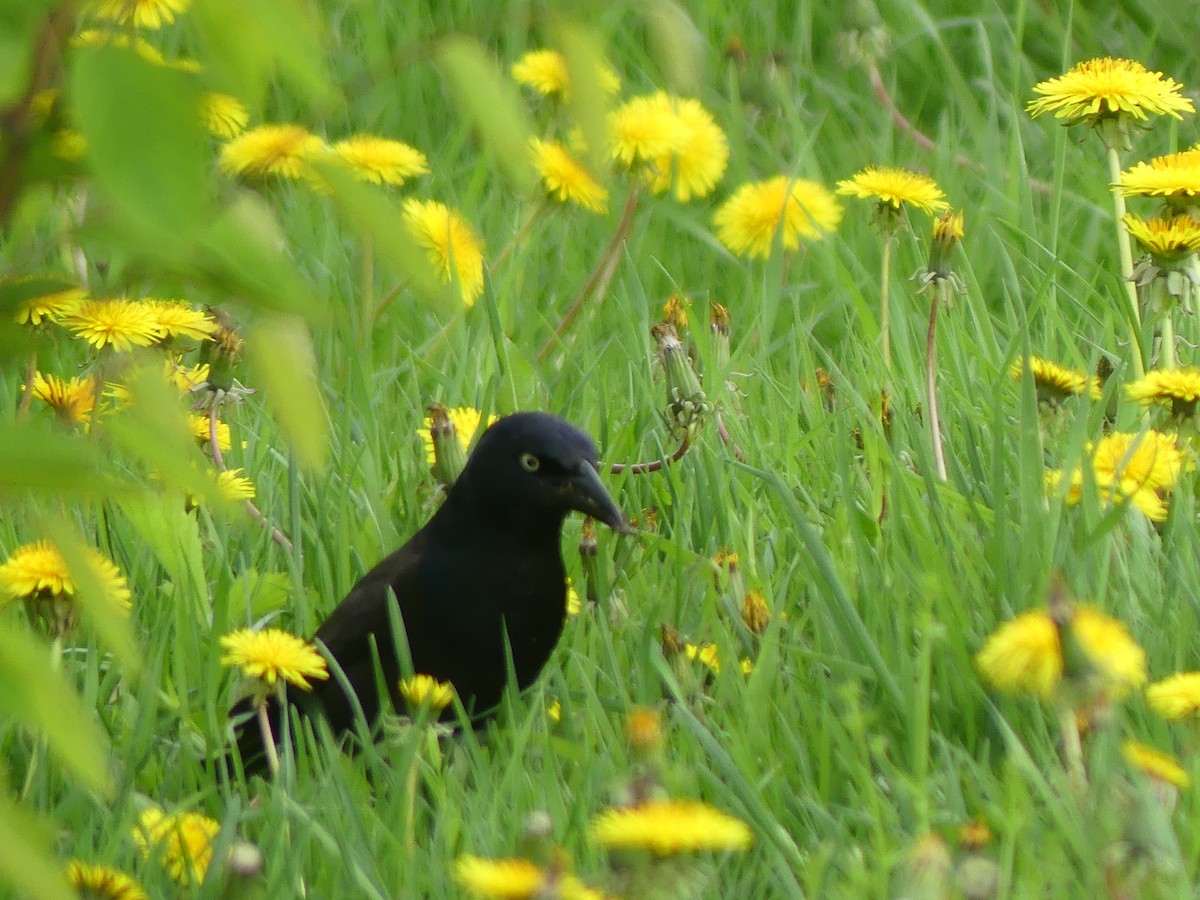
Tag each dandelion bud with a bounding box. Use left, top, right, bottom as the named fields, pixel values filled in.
left=710, top=302, right=731, bottom=373
left=662, top=293, right=690, bottom=332
left=926, top=209, right=965, bottom=282
left=653, top=322, right=710, bottom=437
left=427, top=403, right=468, bottom=486
left=957, top=820, right=992, bottom=853
left=660, top=623, right=685, bottom=656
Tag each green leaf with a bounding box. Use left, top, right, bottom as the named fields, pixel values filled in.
left=0, top=424, right=122, bottom=496
left=244, top=316, right=329, bottom=469
left=0, top=621, right=112, bottom=796
left=69, top=45, right=211, bottom=244
left=436, top=37, right=537, bottom=193
left=229, top=569, right=293, bottom=618
left=553, top=21, right=616, bottom=177
left=116, top=493, right=208, bottom=617
left=0, top=789, right=72, bottom=900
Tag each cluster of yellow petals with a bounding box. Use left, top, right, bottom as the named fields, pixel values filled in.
left=1027, top=57, right=1194, bottom=123
left=590, top=800, right=753, bottom=854
left=219, top=627, right=329, bottom=690
left=0, top=539, right=132, bottom=611
left=131, top=807, right=219, bottom=887
left=713, top=176, right=843, bottom=258
left=609, top=92, right=728, bottom=202
left=417, top=406, right=498, bottom=465
left=402, top=199, right=487, bottom=306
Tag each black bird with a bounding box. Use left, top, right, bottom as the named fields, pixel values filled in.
left=226, top=411, right=629, bottom=775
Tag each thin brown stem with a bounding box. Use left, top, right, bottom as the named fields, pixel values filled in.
left=715, top=412, right=745, bottom=461
left=538, top=187, right=641, bottom=363
left=607, top=436, right=691, bottom=474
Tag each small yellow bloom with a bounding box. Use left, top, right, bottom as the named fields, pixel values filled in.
left=1147, top=671, right=1200, bottom=719
left=610, top=93, right=729, bottom=202
left=684, top=642, right=752, bottom=676
left=30, top=372, right=97, bottom=424
left=1011, top=356, right=1101, bottom=402
left=198, top=92, right=248, bottom=140
left=836, top=166, right=949, bottom=214
left=219, top=627, right=329, bottom=690
left=454, top=854, right=603, bottom=900
left=87, top=0, right=190, bottom=29
left=131, top=807, right=219, bottom=887
left=1127, top=369, right=1200, bottom=417
left=189, top=413, right=231, bottom=452
left=566, top=578, right=581, bottom=616
left=591, top=800, right=753, bottom=854
left=62, top=299, right=164, bottom=351
left=71, top=28, right=164, bottom=64
left=546, top=699, right=562, bottom=723
left=1046, top=466, right=1168, bottom=522
left=142, top=299, right=217, bottom=342
left=609, top=93, right=679, bottom=166
left=13, top=286, right=85, bottom=325
left=1122, top=739, right=1190, bottom=789
left=1091, top=430, right=1182, bottom=492
left=713, top=175, right=843, bottom=258
left=511, top=48, right=620, bottom=98
left=332, top=135, right=430, bottom=186
left=530, top=138, right=608, bottom=213
left=1117, top=148, right=1200, bottom=204
left=1122, top=213, right=1200, bottom=260
left=219, top=124, right=326, bottom=180
left=0, top=539, right=131, bottom=611
left=203, top=468, right=256, bottom=504
left=401, top=199, right=486, bottom=306
left=66, top=859, right=148, bottom=900
left=417, top=406, right=497, bottom=465
left=398, top=674, right=455, bottom=711
left=1027, top=58, right=1193, bottom=125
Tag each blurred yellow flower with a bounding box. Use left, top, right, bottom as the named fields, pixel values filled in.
left=215, top=468, right=256, bottom=502
left=530, top=138, right=608, bottom=213
left=13, top=286, right=85, bottom=325
left=610, top=93, right=728, bottom=201
left=511, top=48, right=620, bottom=98
left=200, top=92, right=249, bottom=139
left=1010, top=356, right=1102, bottom=402
left=1091, top=430, right=1182, bottom=492
left=143, top=299, right=217, bottom=342
left=402, top=199, right=486, bottom=306
left=332, top=135, right=430, bottom=186
left=219, top=124, right=326, bottom=180
left=454, top=854, right=603, bottom=900
left=0, top=539, right=131, bottom=611
left=1147, top=671, right=1200, bottom=719
left=1122, top=739, right=1190, bottom=789
left=609, top=93, right=679, bottom=165
left=188, top=412, right=231, bottom=452
left=30, top=372, right=97, bottom=424
left=87, top=0, right=190, bottom=29
left=62, top=299, right=163, bottom=351
left=66, top=860, right=148, bottom=899
left=836, top=166, right=949, bottom=213
left=399, top=674, right=455, bottom=711
left=417, top=406, right=497, bottom=464
left=131, top=807, right=218, bottom=887
left=219, top=627, right=329, bottom=690
left=591, top=800, right=752, bottom=854
left=1028, top=58, right=1193, bottom=125
left=684, top=642, right=753, bottom=676
left=71, top=29, right=165, bottom=64
left=1127, top=369, right=1200, bottom=417
left=713, top=175, right=843, bottom=258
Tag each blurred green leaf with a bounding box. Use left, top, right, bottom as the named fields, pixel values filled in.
left=116, top=493, right=208, bottom=620
left=0, top=621, right=112, bottom=796
left=192, top=0, right=332, bottom=114
left=0, top=0, right=60, bottom=107
left=436, top=37, right=536, bottom=193
left=645, top=0, right=703, bottom=94
left=0, top=424, right=122, bottom=496
left=553, top=21, right=616, bottom=178
left=0, top=788, right=72, bottom=900
left=244, top=316, right=328, bottom=469
left=229, top=568, right=292, bottom=618
left=69, top=45, right=211, bottom=244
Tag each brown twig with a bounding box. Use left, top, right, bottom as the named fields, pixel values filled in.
left=864, top=61, right=1053, bottom=195
left=607, top=436, right=691, bottom=474
left=538, top=187, right=641, bottom=363
left=208, top=406, right=293, bottom=552
left=715, top=412, right=745, bottom=462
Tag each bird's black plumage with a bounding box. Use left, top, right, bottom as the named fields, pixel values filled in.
left=224, top=412, right=628, bottom=775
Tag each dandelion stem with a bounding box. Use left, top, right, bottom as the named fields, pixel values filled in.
left=539, top=187, right=640, bottom=364
left=880, top=235, right=893, bottom=372
left=360, top=234, right=374, bottom=341
left=1106, top=146, right=1146, bottom=379
left=607, top=436, right=691, bottom=474
left=1161, top=306, right=1177, bottom=370
left=925, top=282, right=948, bottom=481
left=1058, top=705, right=1087, bottom=798
left=256, top=699, right=280, bottom=777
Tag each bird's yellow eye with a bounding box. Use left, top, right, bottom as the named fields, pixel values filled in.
left=519, top=452, right=541, bottom=472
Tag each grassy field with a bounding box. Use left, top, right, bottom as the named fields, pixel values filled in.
left=4, top=0, right=1200, bottom=896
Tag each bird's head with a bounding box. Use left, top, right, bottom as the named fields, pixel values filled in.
left=456, top=412, right=632, bottom=534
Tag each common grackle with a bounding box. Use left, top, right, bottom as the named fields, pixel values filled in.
left=225, top=412, right=629, bottom=775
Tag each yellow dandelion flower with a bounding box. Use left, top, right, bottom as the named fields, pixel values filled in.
left=66, top=860, right=148, bottom=900
left=933, top=209, right=965, bottom=241
left=1091, top=430, right=1182, bottom=492
left=713, top=175, right=843, bottom=258
left=188, top=413, right=231, bottom=451
left=644, top=95, right=729, bottom=202
left=1047, top=466, right=1169, bottom=521
left=975, top=605, right=1145, bottom=699
left=62, top=299, right=163, bottom=351
left=219, top=124, right=326, bottom=180
left=1122, top=740, right=1190, bottom=789
left=30, top=372, right=97, bottom=424
left=168, top=359, right=211, bottom=392
left=609, top=93, right=680, bottom=166
left=401, top=199, right=486, bottom=306
left=13, top=287, right=85, bottom=325
left=131, top=807, right=218, bottom=887
left=662, top=293, right=690, bottom=330
left=591, top=800, right=752, bottom=854
left=219, top=627, right=329, bottom=690
left=454, top=855, right=603, bottom=900
left=683, top=642, right=751, bottom=676
left=1127, top=369, right=1200, bottom=417
left=332, top=135, right=430, bottom=186
left=417, top=406, right=497, bottom=465
left=1117, top=148, right=1200, bottom=204
left=142, top=299, right=217, bottom=342
left=512, top=48, right=620, bottom=98
left=398, top=674, right=455, bottom=711
left=530, top=138, right=608, bottom=213
left=0, top=539, right=131, bottom=611
left=1147, top=672, right=1200, bottom=720
left=1122, top=213, right=1200, bottom=262
left=1010, top=356, right=1102, bottom=402
left=215, top=468, right=256, bottom=502
left=87, top=0, right=190, bottom=30
left=1027, top=58, right=1193, bottom=125
left=836, top=166, right=949, bottom=213
left=201, top=92, right=249, bottom=139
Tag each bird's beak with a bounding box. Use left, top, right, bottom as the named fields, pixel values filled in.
left=568, top=461, right=634, bottom=534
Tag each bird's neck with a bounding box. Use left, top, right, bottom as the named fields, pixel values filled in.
left=435, top=479, right=566, bottom=547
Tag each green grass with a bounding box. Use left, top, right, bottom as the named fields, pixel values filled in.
left=4, top=0, right=1200, bottom=896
